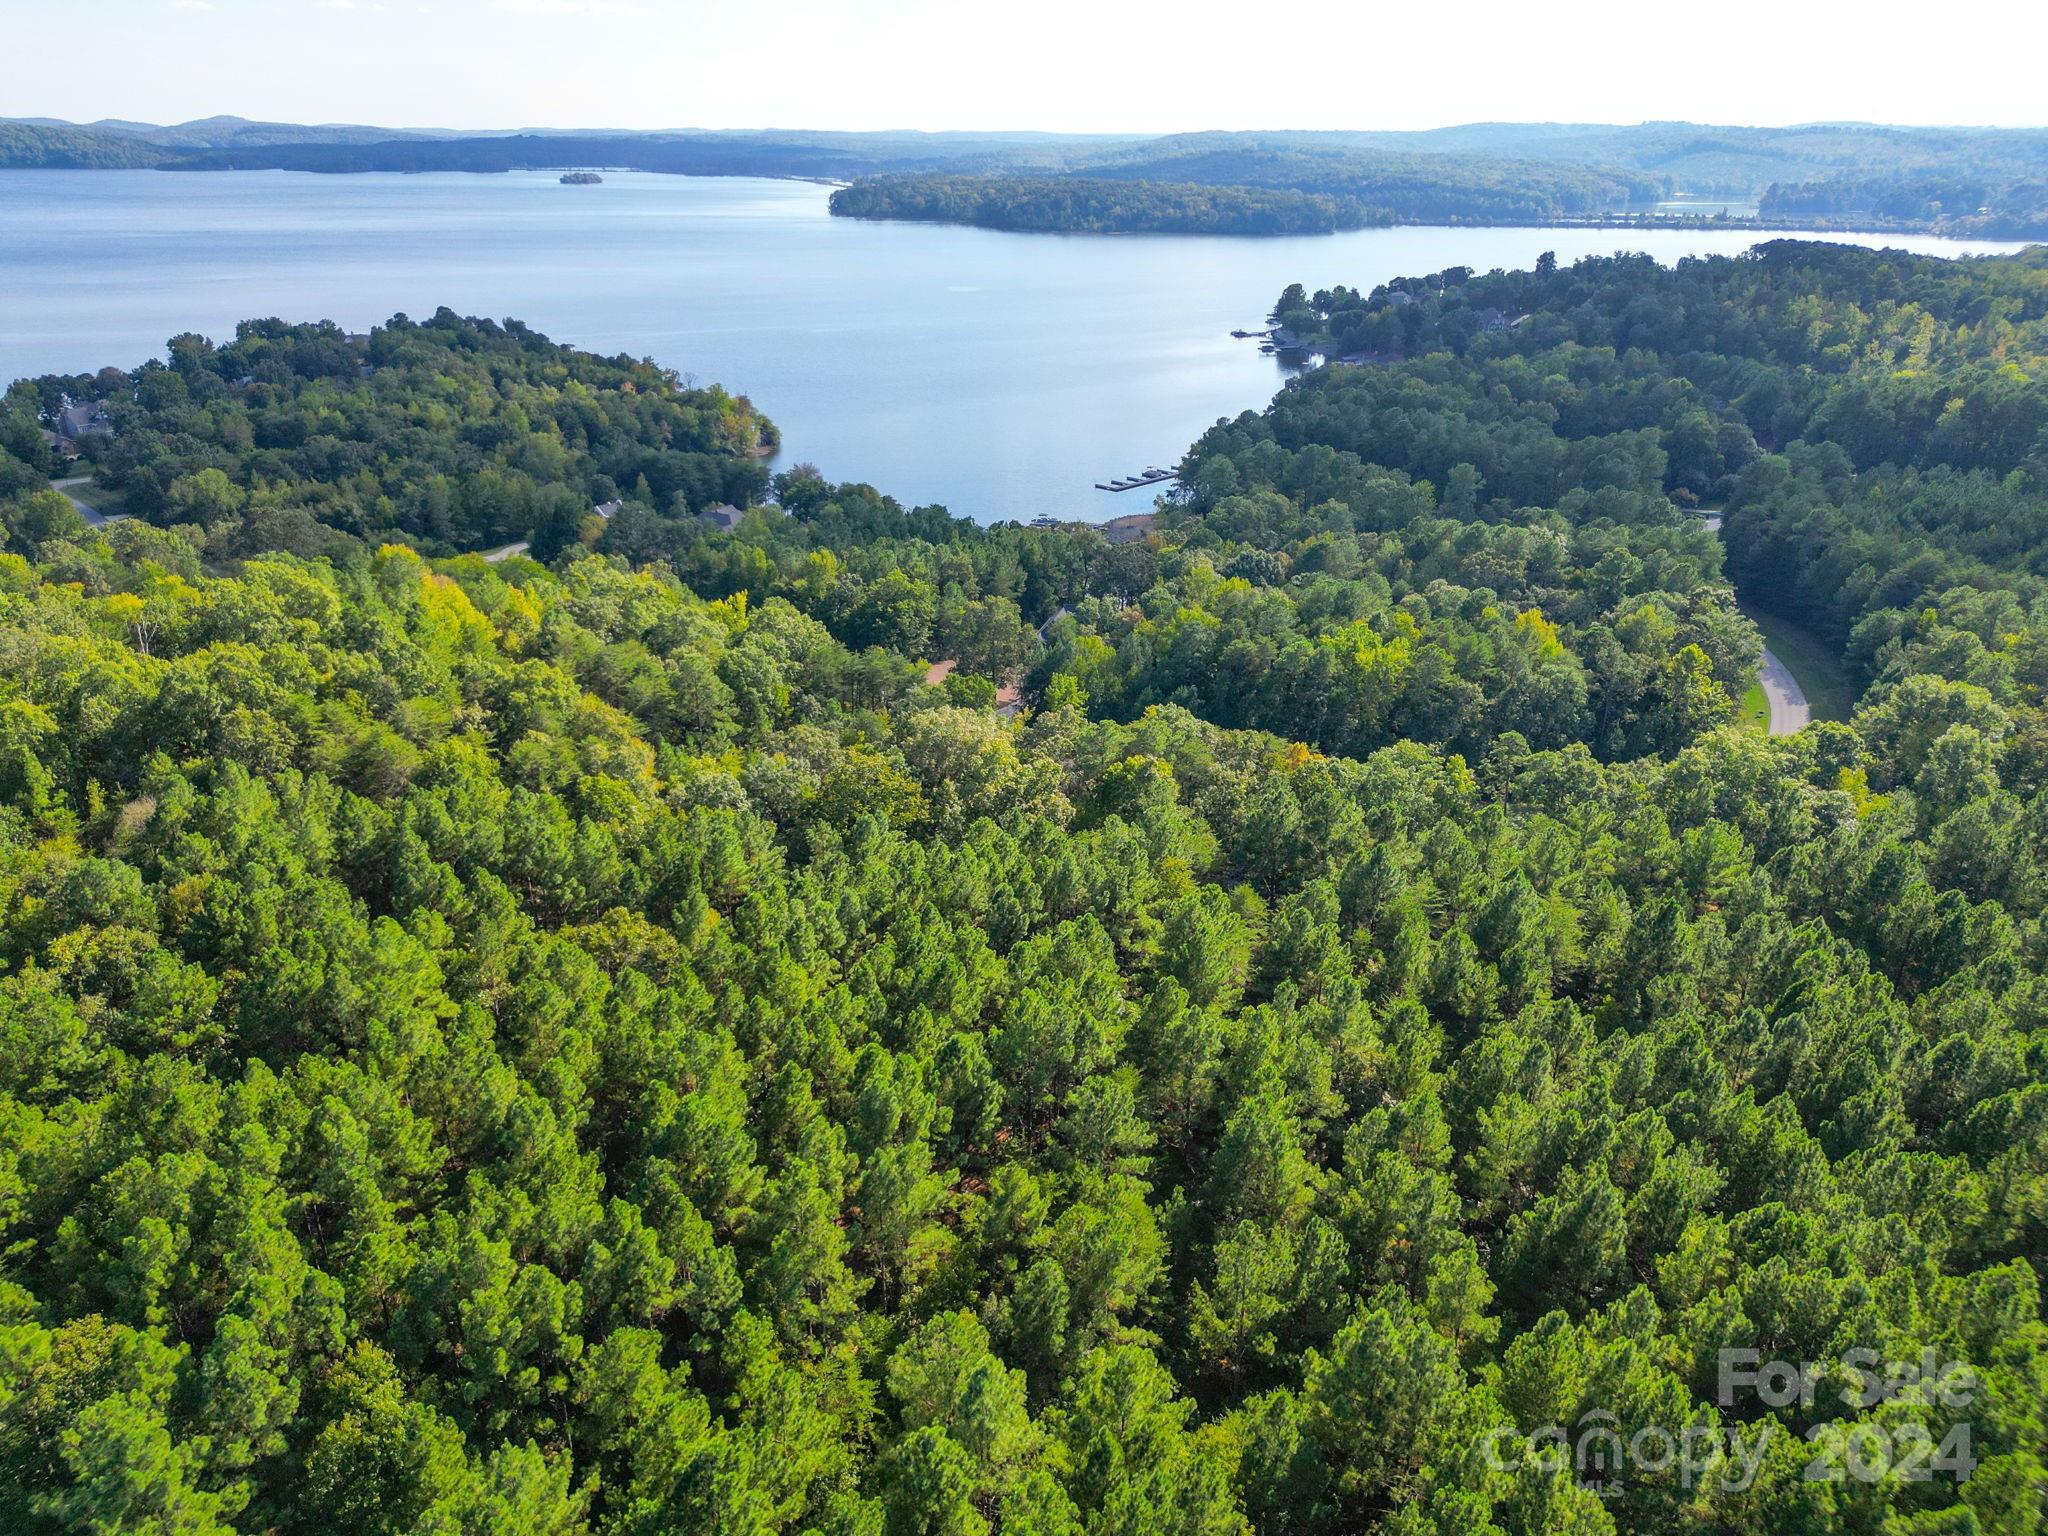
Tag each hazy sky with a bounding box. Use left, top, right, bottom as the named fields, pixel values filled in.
left=8, top=0, right=2046, bottom=135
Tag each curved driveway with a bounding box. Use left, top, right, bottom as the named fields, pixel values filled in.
left=51, top=476, right=123, bottom=527
left=1756, top=646, right=1811, bottom=735
left=1698, top=510, right=1808, bottom=735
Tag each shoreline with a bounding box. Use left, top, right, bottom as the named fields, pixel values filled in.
left=7, top=165, right=2036, bottom=243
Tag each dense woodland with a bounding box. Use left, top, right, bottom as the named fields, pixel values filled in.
left=1758, top=180, right=2048, bottom=241
left=3, top=241, right=2048, bottom=1535
left=4, top=312, right=776, bottom=560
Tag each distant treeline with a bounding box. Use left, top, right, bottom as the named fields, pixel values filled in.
left=1069, top=135, right=1669, bottom=223
left=826, top=137, right=1676, bottom=236
left=0, top=124, right=169, bottom=169
left=170, top=135, right=919, bottom=180
left=0, top=123, right=1028, bottom=181
left=11, top=116, right=2048, bottom=238
left=829, top=174, right=1389, bottom=235
left=1760, top=175, right=2048, bottom=238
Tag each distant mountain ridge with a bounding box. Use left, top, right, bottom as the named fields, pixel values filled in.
left=7, top=116, right=2046, bottom=236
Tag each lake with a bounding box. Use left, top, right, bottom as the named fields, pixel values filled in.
left=0, top=169, right=2030, bottom=525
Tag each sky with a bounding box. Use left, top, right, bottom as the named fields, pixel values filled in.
left=7, top=0, right=2046, bottom=135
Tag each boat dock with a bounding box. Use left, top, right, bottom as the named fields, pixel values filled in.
left=1094, top=466, right=1178, bottom=493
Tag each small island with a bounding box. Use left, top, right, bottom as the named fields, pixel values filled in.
left=558, top=170, right=602, bottom=185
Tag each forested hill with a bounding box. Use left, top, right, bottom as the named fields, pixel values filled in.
left=4, top=311, right=777, bottom=560
left=4, top=245, right=2048, bottom=1534
left=0, top=122, right=170, bottom=169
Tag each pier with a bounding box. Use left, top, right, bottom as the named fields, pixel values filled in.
left=1093, top=466, right=1178, bottom=493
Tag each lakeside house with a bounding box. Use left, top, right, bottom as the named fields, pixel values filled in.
left=697, top=503, right=745, bottom=532
left=593, top=498, right=625, bottom=520
left=55, top=401, right=111, bottom=440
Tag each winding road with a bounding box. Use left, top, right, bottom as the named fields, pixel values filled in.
left=1754, top=647, right=1812, bottom=735
left=51, top=475, right=124, bottom=527
left=1699, top=511, right=1809, bottom=736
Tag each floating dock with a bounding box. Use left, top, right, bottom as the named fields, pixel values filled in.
left=1094, top=466, right=1179, bottom=493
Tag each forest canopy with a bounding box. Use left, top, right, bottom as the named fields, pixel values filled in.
left=3, top=241, right=2048, bottom=1535
left=4, top=310, right=776, bottom=560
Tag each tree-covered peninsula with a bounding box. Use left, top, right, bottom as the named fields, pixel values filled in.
left=828, top=174, right=1388, bottom=235
left=2, top=240, right=2047, bottom=1534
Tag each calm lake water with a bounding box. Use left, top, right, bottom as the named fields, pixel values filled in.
left=0, top=170, right=2030, bottom=525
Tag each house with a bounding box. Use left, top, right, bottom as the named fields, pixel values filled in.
left=39, top=426, right=78, bottom=461
left=696, top=503, right=745, bottom=532
left=55, top=401, right=111, bottom=440
left=592, top=499, right=625, bottom=519
left=1477, top=308, right=1510, bottom=333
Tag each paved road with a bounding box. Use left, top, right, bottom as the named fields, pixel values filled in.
left=1757, top=646, right=1811, bottom=735
left=1696, top=508, right=1807, bottom=734
left=51, top=475, right=124, bottom=526
left=482, top=540, right=531, bottom=563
